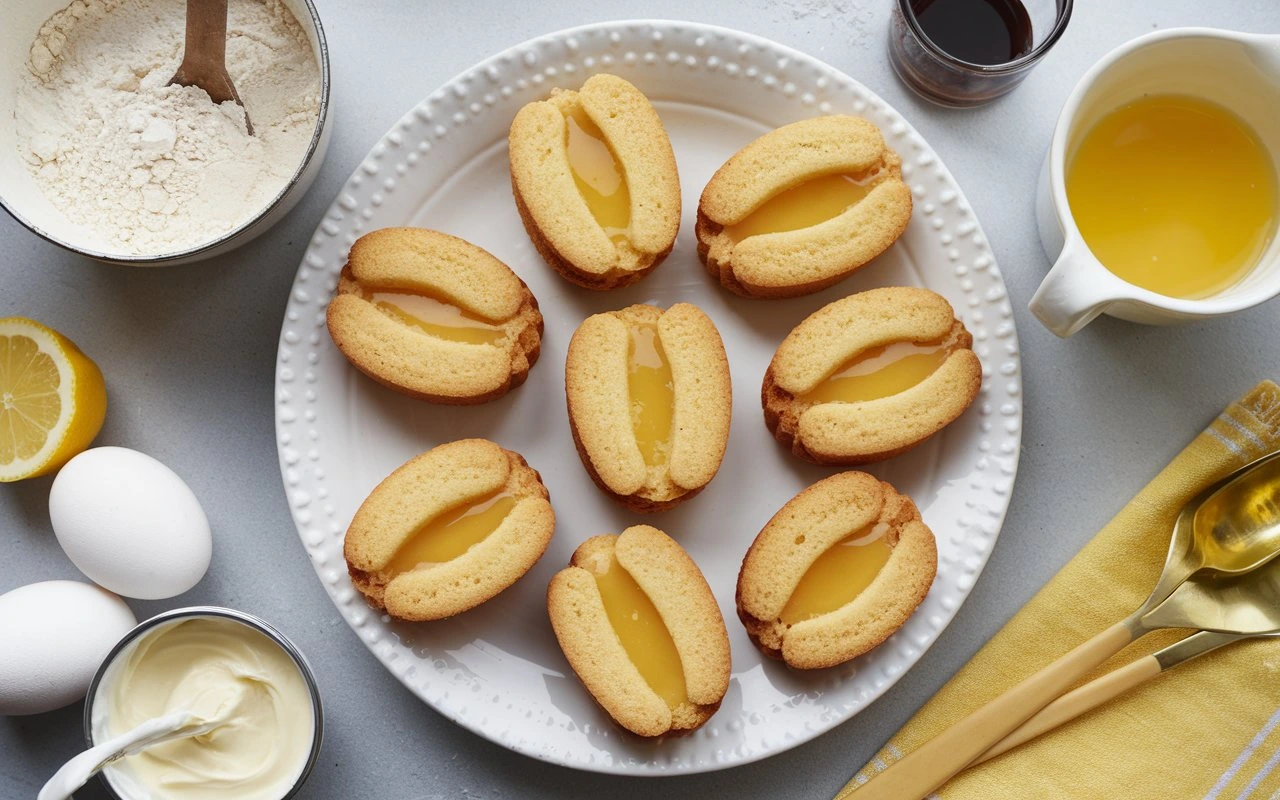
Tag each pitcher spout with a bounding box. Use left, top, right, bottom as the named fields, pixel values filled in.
left=1029, top=240, right=1124, bottom=338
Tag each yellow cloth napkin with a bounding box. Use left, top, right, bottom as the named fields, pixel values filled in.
left=838, top=380, right=1280, bottom=800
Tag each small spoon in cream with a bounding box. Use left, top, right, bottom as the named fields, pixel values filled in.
left=39, top=679, right=245, bottom=800
left=38, top=710, right=227, bottom=800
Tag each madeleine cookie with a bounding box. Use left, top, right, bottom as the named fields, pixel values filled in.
left=508, top=74, right=680, bottom=290
left=736, top=472, right=937, bottom=669
left=763, top=287, right=981, bottom=465
left=696, top=115, right=913, bottom=298
left=548, top=525, right=731, bottom=736
left=327, top=228, right=543, bottom=404
left=344, top=439, right=554, bottom=621
left=566, top=303, right=731, bottom=512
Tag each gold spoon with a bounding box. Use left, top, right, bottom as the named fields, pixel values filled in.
left=168, top=0, right=253, bottom=135
left=840, top=449, right=1280, bottom=800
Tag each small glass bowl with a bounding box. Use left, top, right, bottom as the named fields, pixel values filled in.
left=888, top=0, right=1073, bottom=107
left=83, top=607, right=324, bottom=800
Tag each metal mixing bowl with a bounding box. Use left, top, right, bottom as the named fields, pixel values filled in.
left=83, top=607, right=324, bottom=799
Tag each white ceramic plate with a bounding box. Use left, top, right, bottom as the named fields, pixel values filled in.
left=275, top=20, right=1022, bottom=775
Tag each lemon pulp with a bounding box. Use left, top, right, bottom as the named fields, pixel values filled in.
left=0, top=318, right=106, bottom=482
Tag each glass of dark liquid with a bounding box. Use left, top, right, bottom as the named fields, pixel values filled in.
left=889, top=0, right=1072, bottom=107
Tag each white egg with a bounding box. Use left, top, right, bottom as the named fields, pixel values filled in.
left=50, top=447, right=212, bottom=600
left=0, top=581, right=136, bottom=715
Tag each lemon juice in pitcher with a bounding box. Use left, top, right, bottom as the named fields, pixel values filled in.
left=1066, top=95, right=1277, bottom=299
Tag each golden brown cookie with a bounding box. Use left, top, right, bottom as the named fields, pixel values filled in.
left=508, top=74, right=680, bottom=290
left=566, top=303, right=731, bottom=512
left=697, top=115, right=912, bottom=298
left=344, top=439, right=555, bottom=621
left=736, top=471, right=937, bottom=669
left=547, top=525, right=731, bottom=736
left=763, top=286, right=981, bottom=464
left=326, top=228, right=542, bottom=404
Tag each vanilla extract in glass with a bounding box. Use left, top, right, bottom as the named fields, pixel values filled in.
left=888, top=0, right=1072, bottom=107
left=911, top=0, right=1033, bottom=65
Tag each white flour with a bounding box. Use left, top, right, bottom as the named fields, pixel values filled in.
left=16, top=0, right=320, bottom=255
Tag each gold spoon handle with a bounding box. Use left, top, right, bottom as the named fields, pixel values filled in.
left=835, top=618, right=1140, bottom=800
left=970, top=630, right=1241, bottom=766
left=971, top=654, right=1159, bottom=765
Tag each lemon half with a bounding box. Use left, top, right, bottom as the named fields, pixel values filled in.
left=0, top=318, right=107, bottom=482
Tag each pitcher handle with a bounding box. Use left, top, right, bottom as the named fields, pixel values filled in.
left=1028, top=239, right=1121, bottom=338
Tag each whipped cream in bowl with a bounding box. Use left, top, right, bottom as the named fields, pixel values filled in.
left=84, top=608, right=323, bottom=800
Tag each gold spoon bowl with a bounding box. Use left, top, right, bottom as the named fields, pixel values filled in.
left=1140, top=449, right=1280, bottom=618
left=1192, top=451, right=1280, bottom=574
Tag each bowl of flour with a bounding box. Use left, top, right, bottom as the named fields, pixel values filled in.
left=1, top=0, right=330, bottom=265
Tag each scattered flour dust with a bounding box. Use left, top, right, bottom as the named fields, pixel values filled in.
left=16, top=0, right=321, bottom=255
left=774, top=0, right=877, bottom=48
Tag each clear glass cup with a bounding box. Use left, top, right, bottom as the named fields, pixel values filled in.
left=889, top=0, right=1073, bottom=107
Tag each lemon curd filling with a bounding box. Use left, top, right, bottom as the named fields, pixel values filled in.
left=725, top=172, right=879, bottom=243
left=801, top=340, right=950, bottom=405
left=781, top=523, right=894, bottom=625
left=359, top=288, right=506, bottom=346
left=593, top=554, right=687, bottom=708
left=565, top=108, right=631, bottom=244
left=627, top=324, right=675, bottom=467
left=386, top=492, right=517, bottom=573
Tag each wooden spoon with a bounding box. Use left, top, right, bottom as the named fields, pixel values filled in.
left=168, top=0, right=253, bottom=134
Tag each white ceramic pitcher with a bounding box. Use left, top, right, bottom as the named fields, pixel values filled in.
left=1030, top=28, right=1280, bottom=337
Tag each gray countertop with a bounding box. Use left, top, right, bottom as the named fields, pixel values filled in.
left=4, top=1, right=1279, bottom=798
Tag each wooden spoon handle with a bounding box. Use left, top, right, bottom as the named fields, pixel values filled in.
left=837, top=620, right=1137, bottom=800
left=969, top=653, right=1160, bottom=766
left=181, top=0, right=229, bottom=71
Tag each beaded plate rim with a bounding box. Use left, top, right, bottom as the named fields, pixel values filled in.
left=274, top=19, right=1022, bottom=775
